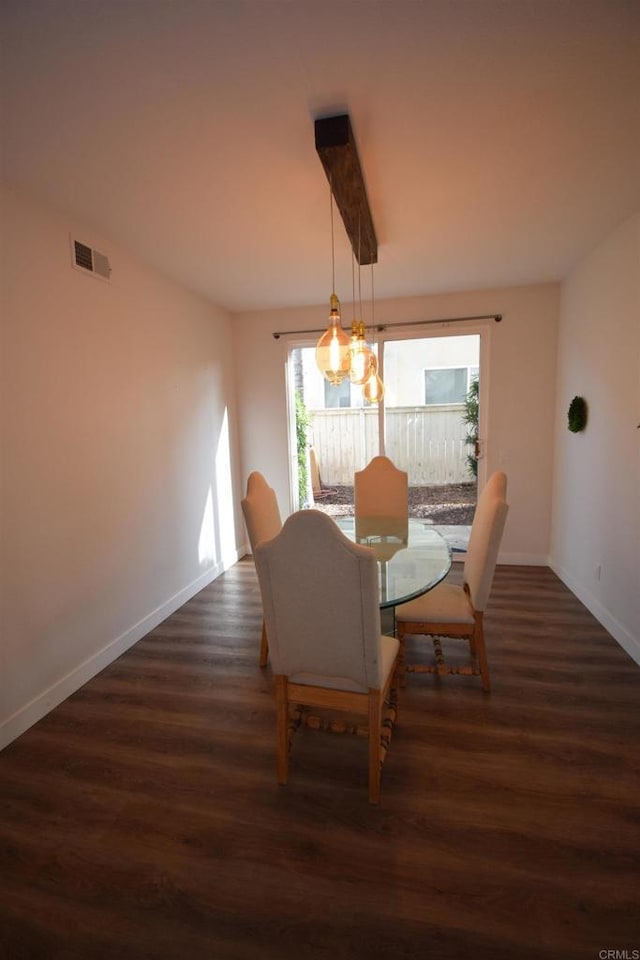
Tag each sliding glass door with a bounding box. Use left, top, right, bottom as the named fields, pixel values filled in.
left=381, top=333, right=481, bottom=545
left=382, top=334, right=480, bottom=484
left=286, top=342, right=381, bottom=514
left=286, top=327, right=487, bottom=539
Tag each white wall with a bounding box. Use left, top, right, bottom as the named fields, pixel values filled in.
left=233, top=283, right=560, bottom=565
left=0, top=186, right=243, bottom=748
left=550, top=213, right=640, bottom=663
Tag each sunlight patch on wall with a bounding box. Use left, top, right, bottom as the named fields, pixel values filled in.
left=198, top=487, right=217, bottom=567
left=215, top=408, right=237, bottom=565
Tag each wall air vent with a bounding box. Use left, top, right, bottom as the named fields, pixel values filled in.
left=71, top=237, right=112, bottom=281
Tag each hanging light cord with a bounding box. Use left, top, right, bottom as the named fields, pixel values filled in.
left=357, top=215, right=363, bottom=324
left=351, top=248, right=356, bottom=322
left=330, top=177, right=336, bottom=294
left=371, top=262, right=375, bottom=330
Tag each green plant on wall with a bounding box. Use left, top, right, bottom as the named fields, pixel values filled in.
left=463, top=376, right=479, bottom=479
left=295, top=390, right=311, bottom=505
left=568, top=396, right=588, bottom=433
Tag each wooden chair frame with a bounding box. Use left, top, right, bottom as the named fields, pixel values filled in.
left=396, top=583, right=491, bottom=691
left=275, top=662, right=399, bottom=805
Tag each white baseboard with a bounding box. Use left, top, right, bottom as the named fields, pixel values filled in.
left=0, top=552, right=242, bottom=752
left=550, top=561, right=640, bottom=667
left=499, top=552, right=550, bottom=566
left=453, top=551, right=549, bottom=566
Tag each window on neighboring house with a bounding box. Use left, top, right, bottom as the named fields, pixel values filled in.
left=424, top=366, right=476, bottom=405
left=324, top=377, right=352, bottom=408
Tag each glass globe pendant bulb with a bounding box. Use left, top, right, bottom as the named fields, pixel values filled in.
left=316, top=293, right=350, bottom=385
left=348, top=320, right=377, bottom=386
left=364, top=370, right=385, bottom=403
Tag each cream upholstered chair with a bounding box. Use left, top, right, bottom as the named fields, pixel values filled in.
left=354, top=456, right=408, bottom=529
left=241, top=472, right=282, bottom=667
left=395, top=472, right=508, bottom=693
left=254, top=510, right=400, bottom=804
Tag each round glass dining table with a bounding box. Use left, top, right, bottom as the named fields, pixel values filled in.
left=336, top=516, right=452, bottom=609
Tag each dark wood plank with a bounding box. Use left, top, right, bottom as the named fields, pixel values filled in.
left=315, top=113, right=377, bottom=265
left=1, top=562, right=639, bottom=959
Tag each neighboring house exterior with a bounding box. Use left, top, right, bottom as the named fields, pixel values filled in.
left=299, top=335, right=480, bottom=484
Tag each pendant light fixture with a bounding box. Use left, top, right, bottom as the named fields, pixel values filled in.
left=349, top=320, right=377, bottom=386
left=363, top=263, right=385, bottom=403
left=348, top=218, right=377, bottom=386
left=314, top=115, right=381, bottom=392
left=363, top=363, right=385, bottom=403
left=315, top=178, right=350, bottom=385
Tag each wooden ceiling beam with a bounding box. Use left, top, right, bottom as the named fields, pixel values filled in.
left=314, top=114, right=378, bottom=266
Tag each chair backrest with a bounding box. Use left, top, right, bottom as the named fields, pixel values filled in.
left=241, top=471, right=282, bottom=552
left=354, top=456, right=408, bottom=522
left=254, top=510, right=383, bottom=692
left=463, top=471, right=508, bottom=611
left=482, top=470, right=507, bottom=502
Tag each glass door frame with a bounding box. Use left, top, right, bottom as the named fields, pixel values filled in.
left=283, top=320, right=492, bottom=511
left=372, top=321, right=491, bottom=492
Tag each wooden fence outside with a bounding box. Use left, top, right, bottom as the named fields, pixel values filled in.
left=309, top=405, right=472, bottom=486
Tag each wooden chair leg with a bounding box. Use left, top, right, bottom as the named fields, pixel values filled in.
left=474, top=615, right=491, bottom=693
left=275, top=675, right=289, bottom=784
left=259, top=619, right=269, bottom=667
left=396, top=625, right=407, bottom=687
left=368, top=689, right=382, bottom=805
left=390, top=660, right=401, bottom=722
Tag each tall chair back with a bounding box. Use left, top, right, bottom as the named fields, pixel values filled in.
left=241, top=471, right=282, bottom=666
left=354, top=456, right=408, bottom=522
left=464, top=471, right=508, bottom=611
left=241, top=471, right=282, bottom=552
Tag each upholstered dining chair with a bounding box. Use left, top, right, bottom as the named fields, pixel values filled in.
left=241, top=471, right=282, bottom=667
left=354, top=456, right=408, bottom=523
left=254, top=510, right=400, bottom=804
left=395, top=471, right=508, bottom=693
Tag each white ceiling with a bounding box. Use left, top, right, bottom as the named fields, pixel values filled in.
left=2, top=0, right=639, bottom=313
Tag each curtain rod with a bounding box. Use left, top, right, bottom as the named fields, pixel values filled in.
left=272, top=313, right=502, bottom=339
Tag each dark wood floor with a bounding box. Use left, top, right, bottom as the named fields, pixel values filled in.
left=1, top=561, right=639, bottom=960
